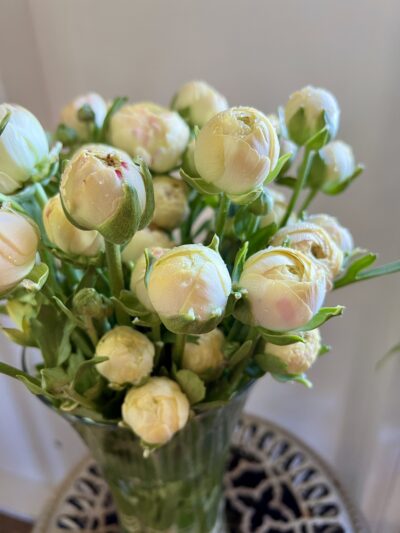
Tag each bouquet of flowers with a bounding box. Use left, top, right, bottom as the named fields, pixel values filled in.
left=0, top=81, right=399, bottom=455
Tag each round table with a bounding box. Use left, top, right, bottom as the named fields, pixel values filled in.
left=33, top=414, right=369, bottom=532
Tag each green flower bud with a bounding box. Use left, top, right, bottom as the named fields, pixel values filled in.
left=96, top=326, right=154, bottom=385
left=194, top=107, right=280, bottom=198
left=73, top=288, right=111, bottom=319
left=43, top=194, right=104, bottom=257
left=0, top=104, right=49, bottom=194
left=308, top=140, right=355, bottom=193
left=285, top=86, right=340, bottom=146
left=148, top=244, right=232, bottom=334
left=108, top=102, right=190, bottom=173
left=60, top=92, right=107, bottom=140
left=122, top=377, right=189, bottom=445
left=60, top=144, right=147, bottom=244
left=172, top=80, right=228, bottom=127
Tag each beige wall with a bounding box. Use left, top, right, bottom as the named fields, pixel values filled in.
left=0, top=0, right=399, bottom=529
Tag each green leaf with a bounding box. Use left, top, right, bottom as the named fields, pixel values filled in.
left=264, top=152, right=293, bottom=185
left=335, top=258, right=400, bottom=289
left=100, top=96, right=128, bottom=140
left=274, top=175, right=297, bottom=189
left=138, top=160, right=155, bottom=230
left=318, top=344, right=331, bottom=357
left=232, top=242, right=249, bottom=285
left=41, top=367, right=70, bottom=395
left=298, top=306, right=345, bottom=331
left=30, top=304, right=69, bottom=367
left=247, top=223, right=278, bottom=256
left=176, top=369, right=206, bottom=405
left=52, top=296, right=85, bottom=328
left=180, top=169, right=220, bottom=195
left=20, top=263, right=49, bottom=292
left=72, top=356, right=107, bottom=398
left=227, top=340, right=253, bottom=368
left=324, top=164, right=364, bottom=195
left=0, top=111, right=11, bottom=136
left=334, top=252, right=377, bottom=289
left=193, top=400, right=228, bottom=412
left=0, top=327, right=34, bottom=347
left=207, top=234, right=220, bottom=252
left=305, top=124, right=329, bottom=150
left=257, top=327, right=305, bottom=345
left=255, top=352, right=288, bottom=374
left=16, top=375, right=47, bottom=396
left=228, top=187, right=263, bottom=206
left=271, top=372, right=313, bottom=388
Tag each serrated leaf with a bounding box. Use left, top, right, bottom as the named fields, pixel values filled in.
left=257, top=327, right=305, bottom=345
left=264, top=152, right=293, bottom=185
left=176, top=369, right=206, bottom=404
left=298, top=306, right=344, bottom=331
left=227, top=340, right=253, bottom=368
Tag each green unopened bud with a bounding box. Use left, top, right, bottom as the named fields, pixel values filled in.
left=285, top=86, right=340, bottom=146
left=55, top=124, right=78, bottom=146
left=77, top=103, right=96, bottom=123
left=308, top=140, right=356, bottom=193
left=60, top=92, right=107, bottom=140
left=248, top=188, right=274, bottom=216
left=73, top=288, right=112, bottom=319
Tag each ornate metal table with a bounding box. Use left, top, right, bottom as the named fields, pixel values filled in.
left=33, top=414, right=368, bottom=532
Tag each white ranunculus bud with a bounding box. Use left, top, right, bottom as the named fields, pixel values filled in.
left=122, top=227, right=174, bottom=264
left=130, top=247, right=168, bottom=311
left=109, top=102, right=190, bottom=173
left=265, top=328, right=321, bottom=374
left=308, top=140, right=356, bottom=193
left=122, top=377, right=190, bottom=445
left=260, top=188, right=296, bottom=228
left=96, top=326, right=154, bottom=385
left=236, top=247, right=327, bottom=332
left=285, top=86, right=340, bottom=146
left=148, top=244, right=232, bottom=334
left=60, top=92, right=107, bottom=140
left=43, top=194, right=104, bottom=257
left=194, top=107, right=280, bottom=198
left=0, top=209, right=39, bottom=294
left=308, top=214, right=353, bottom=254
left=60, top=144, right=146, bottom=244
left=152, top=176, right=188, bottom=230
left=0, top=104, right=49, bottom=194
left=182, top=329, right=225, bottom=381
left=271, top=221, right=344, bottom=279
left=172, top=80, right=228, bottom=127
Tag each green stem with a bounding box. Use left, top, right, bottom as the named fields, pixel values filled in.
left=105, top=241, right=130, bottom=325
left=280, top=147, right=313, bottom=228
left=298, top=187, right=318, bottom=216
left=215, top=194, right=230, bottom=239
left=34, top=182, right=48, bottom=209
left=71, top=330, right=94, bottom=358
left=227, top=320, right=243, bottom=341
left=173, top=334, right=187, bottom=368
left=334, top=260, right=400, bottom=289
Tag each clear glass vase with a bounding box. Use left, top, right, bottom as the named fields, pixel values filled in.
left=63, top=387, right=251, bottom=533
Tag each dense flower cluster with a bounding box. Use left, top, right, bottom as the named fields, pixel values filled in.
left=0, top=80, right=396, bottom=450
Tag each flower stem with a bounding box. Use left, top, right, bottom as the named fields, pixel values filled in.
left=34, top=182, right=48, bottom=209
left=173, top=334, right=187, bottom=368
left=298, top=187, right=318, bottom=217
left=105, top=241, right=130, bottom=325
left=280, top=147, right=313, bottom=228
left=215, top=194, right=230, bottom=240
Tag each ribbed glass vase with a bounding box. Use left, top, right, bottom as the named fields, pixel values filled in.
left=64, top=387, right=250, bottom=533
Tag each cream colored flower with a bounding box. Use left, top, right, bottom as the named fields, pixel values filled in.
left=60, top=144, right=146, bottom=244
left=148, top=244, right=232, bottom=334
left=236, top=247, right=327, bottom=332
left=309, top=140, right=356, bottom=193
left=285, top=86, right=340, bottom=145
left=260, top=188, right=295, bottom=228
left=130, top=247, right=168, bottom=311
left=182, top=329, right=225, bottom=381
left=0, top=209, right=39, bottom=294
left=122, top=227, right=174, bottom=264
left=308, top=214, right=353, bottom=253
left=265, top=328, right=321, bottom=374
left=172, top=80, right=228, bottom=127
left=109, top=102, right=190, bottom=173
left=271, top=221, right=344, bottom=278
left=96, top=326, right=154, bottom=385
left=0, top=104, right=49, bottom=194
left=194, top=107, right=280, bottom=197
left=122, top=377, right=190, bottom=445
left=152, top=176, right=188, bottom=230
left=60, top=92, right=107, bottom=140
left=43, top=194, right=104, bottom=257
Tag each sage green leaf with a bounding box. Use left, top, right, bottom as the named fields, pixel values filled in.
left=247, top=223, right=278, bottom=256
left=232, top=242, right=249, bottom=285
left=227, top=187, right=263, bottom=206
left=41, top=367, right=70, bottom=395
left=193, top=400, right=228, bottom=412
left=176, top=369, right=206, bottom=404
left=16, top=375, right=47, bottom=396
left=72, top=356, right=107, bottom=398
left=264, top=152, right=293, bottom=185
left=20, top=263, right=49, bottom=292
left=271, top=372, right=313, bottom=388
left=52, top=296, right=85, bottom=328
left=335, top=258, right=400, bottom=289
left=227, top=340, right=253, bottom=368
left=255, top=352, right=288, bottom=374
left=305, top=124, right=329, bottom=150
left=318, top=344, right=331, bottom=357
left=334, top=252, right=377, bottom=289
left=298, top=306, right=344, bottom=331
left=257, top=327, right=305, bottom=345
left=100, top=96, right=128, bottom=141
left=324, top=164, right=364, bottom=195
left=30, top=304, right=69, bottom=367
left=180, top=169, right=220, bottom=195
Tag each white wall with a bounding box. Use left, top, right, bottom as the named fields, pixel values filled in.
left=0, top=0, right=399, bottom=530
